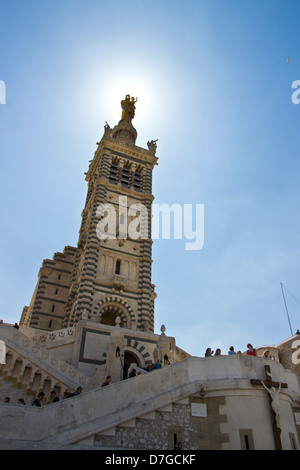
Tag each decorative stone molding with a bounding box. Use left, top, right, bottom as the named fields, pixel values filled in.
left=0, top=325, right=95, bottom=393
left=92, top=297, right=135, bottom=328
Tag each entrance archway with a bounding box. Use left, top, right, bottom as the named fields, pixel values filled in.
left=123, top=351, right=140, bottom=379
left=92, top=297, right=135, bottom=329
left=100, top=305, right=126, bottom=327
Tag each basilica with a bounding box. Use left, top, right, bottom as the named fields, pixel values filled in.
left=0, top=96, right=299, bottom=450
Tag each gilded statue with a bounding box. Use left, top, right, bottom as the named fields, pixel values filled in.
left=121, top=94, right=138, bottom=121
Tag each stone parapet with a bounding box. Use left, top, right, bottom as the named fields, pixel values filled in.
left=0, top=324, right=95, bottom=396
left=0, top=355, right=299, bottom=449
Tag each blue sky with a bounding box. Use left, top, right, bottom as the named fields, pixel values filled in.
left=0, top=0, right=300, bottom=356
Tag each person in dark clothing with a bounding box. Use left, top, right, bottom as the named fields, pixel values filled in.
left=50, top=390, right=59, bottom=403
left=101, top=376, right=112, bottom=386
left=31, top=392, right=45, bottom=406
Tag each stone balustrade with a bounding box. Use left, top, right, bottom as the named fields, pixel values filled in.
left=0, top=324, right=95, bottom=401
left=0, top=355, right=299, bottom=449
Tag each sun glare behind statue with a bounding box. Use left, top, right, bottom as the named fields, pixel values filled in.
left=105, top=77, right=153, bottom=126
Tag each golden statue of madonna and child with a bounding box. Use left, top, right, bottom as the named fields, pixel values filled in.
left=121, top=94, right=138, bottom=121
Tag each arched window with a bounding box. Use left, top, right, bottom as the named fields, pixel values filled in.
left=115, top=260, right=121, bottom=275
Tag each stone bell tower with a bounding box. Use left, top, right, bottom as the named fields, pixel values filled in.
left=62, top=95, right=158, bottom=333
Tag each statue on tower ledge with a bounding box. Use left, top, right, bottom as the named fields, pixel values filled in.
left=121, top=94, right=138, bottom=121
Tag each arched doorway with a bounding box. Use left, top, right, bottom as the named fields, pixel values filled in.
left=101, top=305, right=126, bottom=327
left=123, top=351, right=140, bottom=379
left=98, top=302, right=131, bottom=328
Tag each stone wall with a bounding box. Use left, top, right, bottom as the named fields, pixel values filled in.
left=94, top=398, right=228, bottom=451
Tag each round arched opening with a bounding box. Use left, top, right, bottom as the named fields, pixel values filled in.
left=123, top=351, right=140, bottom=379
left=100, top=304, right=129, bottom=328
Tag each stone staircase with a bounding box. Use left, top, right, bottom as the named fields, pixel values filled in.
left=1, top=345, right=300, bottom=450
left=0, top=324, right=95, bottom=400
left=2, top=353, right=297, bottom=449
left=0, top=357, right=204, bottom=449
